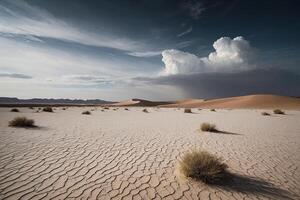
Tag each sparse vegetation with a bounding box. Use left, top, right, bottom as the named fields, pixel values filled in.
left=43, top=107, right=53, bottom=112
left=210, top=109, right=216, bottom=112
left=184, top=108, right=192, bottom=113
left=124, top=108, right=129, bottom=111
left=29, top=107, right=34, bottom=109
left=62, top=108, right=66, bottom=110
left=198, top=108, right=202, bottom=110
left=10, top=108, right=19, bottom=112
left=104, top=107, right=109, bottom=110
left=142, top=108, right=149, bottom=113
left=200, top=123, right=218, bottom=132
left=82, top=111, right=91, bottom=115
left=179, top=150, right=228, bottom=184
left=261, top=112, right=270, bottom=116
left=273, top=109, right=285, bottom=115
left=9, top=117, right=36, bottom=128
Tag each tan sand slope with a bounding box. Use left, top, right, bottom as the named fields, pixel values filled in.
left=160, top=98, right=205, bottom=108
left=162, top=95, right=300, bottom=109
left=112, top=98, right=172, bottom=107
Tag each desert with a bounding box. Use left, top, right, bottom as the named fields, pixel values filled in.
left=0, top=95, right=300, bottom=199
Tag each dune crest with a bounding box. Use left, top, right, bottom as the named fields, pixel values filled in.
left=161, top=95, right=300, bottom=109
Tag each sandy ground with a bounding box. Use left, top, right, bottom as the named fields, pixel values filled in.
left=0, top=107, right=299, bottom=200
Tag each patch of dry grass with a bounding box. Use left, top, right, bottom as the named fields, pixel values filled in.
left=82, top=111, right=91, bottom=115
left=261, top=112, right=270, bottom=116
left=200, top=123, right=218, bottom=132
left=9, top=117, right=36, bottom=128
left=43, top=107, right=53, bottom=112
left=273, top=109, right=284, bottom=114
left=184, top=108, right=192, bottom=113
left=179, top=150, right=228, bottom=184
left=10, top=108, right=19, bottom=112
left=142, top=108, right=149, bottom=113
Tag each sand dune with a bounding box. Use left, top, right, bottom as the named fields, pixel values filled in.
left=112, top=98, right=172, bottom=107
left=161, top=98, right=205, bottom=108
left=161, top=95, right=300, bottom=109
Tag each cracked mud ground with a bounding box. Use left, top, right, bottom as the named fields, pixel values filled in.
left=0, top=108, right=299, bottom=199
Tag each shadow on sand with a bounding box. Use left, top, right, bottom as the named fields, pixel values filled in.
left=211, top=172, right=296, bottom=200
left=211, top=130, right=242, bottom=136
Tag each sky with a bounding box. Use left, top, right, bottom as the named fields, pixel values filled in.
left=0, top=0, right=300, bottom=101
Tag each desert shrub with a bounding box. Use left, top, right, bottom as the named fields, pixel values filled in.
left=201, top=123, right=217, bottom=132
left=82, top=111, right=91, bottom=115
left=104, top=107, right=109, bottom=110
left=198, top=108, right=202, bottom=110
left=210, top=109, right=216, bottom=112
left=10, top=108, right=19, bottom=112
left=29, top=107, right=34, bottom=109
left=43, top=107, right=53, bottom=112
left=124, top=108, right=129, bottom=111
left=179, top=150, right=228, bottom=184
left=184, top=108, right=192, bottom=113
left=62, top=108, right=66, bottom=110
left=273, top=109, right=284, bottom=114
left=142, top=108, right=149, bottom=113
left=261, top=112, right=270, bottom=116
left=9, top=117, right=36, bottom=128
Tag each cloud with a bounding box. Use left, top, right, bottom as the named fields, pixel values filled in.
left=182, top=1, right=207, bottom=19
left=0, top=72, right=32, bottom=79
left=177, top=26, right=193, bottom=37
left=127, top=50, right=162, bottom=57
left=161, top=36, right=256, bottom=75
left=134, top=69, right=300, bottom=99
left=0, top=0, right=144, bottom=52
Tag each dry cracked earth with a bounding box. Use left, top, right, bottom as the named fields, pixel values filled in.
left=0, top=107, right=299, bottom=200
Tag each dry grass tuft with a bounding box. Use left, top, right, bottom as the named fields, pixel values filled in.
left=273, top=109, right=285, bottom=114
left=9, top=117, right=36, bottom=128
left=142, top=108, right=149, bottom=113
left=200, top=123, right=218, bottom=132
left=10, top=108, right=19, bottom=112
left=82, top=111, right=91, bottom=115
left=43, top=107, right=53, bottom=112
left=179, top=150, right=228, bottom=184
left=261, top=112, right=270, bottom=116
left=184, top=108, right=192, bottom=113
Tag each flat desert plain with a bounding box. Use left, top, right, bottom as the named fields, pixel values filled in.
left=0, top=107, right=299, bottom=200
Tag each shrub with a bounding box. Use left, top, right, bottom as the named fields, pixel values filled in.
left=124, top=108, right=129, bottom=111
left=43, top=107, right=53, bottom=112
left=104, top=107, right=109, bottom=110
left=273, top=109, right=284, bottom=114
left=62, top=108, right=66, bottom=110
left=142, top=108, right=149, bottom=113
left=29, top=107, right=34, bottom=110
left=9, top=117, right=36, bottom=128
left=10, top=108, right=19, bottom=112
left=201, top=123, right=217, bottom=132
left=82, top=111, right=91, bottom=115
left=179, top=150, right=228, bottom=184
left=261, top=112, right=270, bottom=116
left=198, top=108, right=202, bottom=111
left=210, top=109, right=216, bottom=112
left=184, top=108, right=192, bottom=113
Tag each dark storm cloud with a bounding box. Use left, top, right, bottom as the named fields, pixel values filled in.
left=134, top=69, right=300, bottom=99
left=0, top=73, right=32, bottom=79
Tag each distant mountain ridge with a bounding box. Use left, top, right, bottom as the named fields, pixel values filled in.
left=0, top=97, right=114, bottom=105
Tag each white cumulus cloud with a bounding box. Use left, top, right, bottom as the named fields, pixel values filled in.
left=161, top=36, right=256, bottom=75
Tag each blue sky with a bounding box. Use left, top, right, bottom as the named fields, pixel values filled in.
left=0, top=0, right=299, bottom=100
